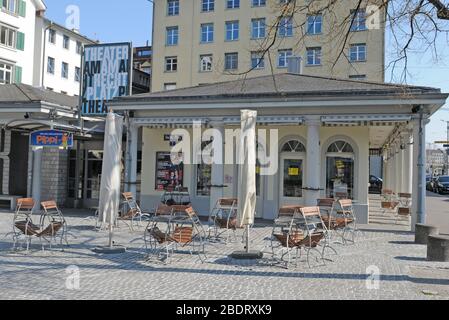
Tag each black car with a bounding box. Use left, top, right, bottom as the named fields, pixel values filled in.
left=369, top=175, right=383, bottom=194
left=435, top=176, right=449, bottom=194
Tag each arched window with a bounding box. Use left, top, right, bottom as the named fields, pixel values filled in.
left=281, top=140, right=306, bottom=153
left=326, top=140, right=355, bottom=199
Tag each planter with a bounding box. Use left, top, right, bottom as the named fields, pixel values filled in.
left=415, top=223, right=439, bottom=245
left=427, top=235, right=449, bottom=262
left=381, top=201, right=399, bottom=209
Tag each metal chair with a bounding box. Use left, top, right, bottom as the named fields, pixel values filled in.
left=11, top=198, right=37, bottom=251
left=334, top=199, right=357, bottom=244
left=118, top=192, right=152, bottom=231
left=39, top=201, right=69, bottom=251
left=208, top=198, right=239, bottom=243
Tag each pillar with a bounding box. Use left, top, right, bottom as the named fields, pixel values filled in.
left=305, top=117, right=321, bottom=206
left=412, top=116, right=427, bottom=230
left=395, top=143, right=403, bottom=193
left=31, top=147, right=43, bottom=211
left=403, top=133, right=413, bottom=194
left=209, top=120, right=225, bottom=211
left=129, top=124, right=139, bottom=197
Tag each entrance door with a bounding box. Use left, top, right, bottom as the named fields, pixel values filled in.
left=280, top=154, right=305, bottom=207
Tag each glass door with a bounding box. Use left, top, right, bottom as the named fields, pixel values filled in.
left=280, top=154, right=304, bottom=207
left=326, top=155, right=354, bottom=199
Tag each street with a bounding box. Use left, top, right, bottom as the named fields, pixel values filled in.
left=426, top=191, right=449, bottom=234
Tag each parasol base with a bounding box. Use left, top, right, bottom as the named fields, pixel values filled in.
left=230, top=250, right=263, bottom=260
left=92, top=245, right=127, bottom=254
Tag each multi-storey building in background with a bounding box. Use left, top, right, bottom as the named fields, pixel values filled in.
left=151, top=0, right=386, bottom=92
left=1, top=1, right=97, bottom=96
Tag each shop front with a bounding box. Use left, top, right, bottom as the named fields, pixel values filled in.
left=110, top=73, right=448, bottom=229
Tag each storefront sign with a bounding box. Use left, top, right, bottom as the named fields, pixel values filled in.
left=81, top=42, right=132, bottom=115
left=30, top=130, right=73, bottom=148
left=288, top=167, right=300, bottom=176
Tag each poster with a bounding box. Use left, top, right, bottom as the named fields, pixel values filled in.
left=30, top=130, right=73, bottom=148
left=81, top=43, right=132, bottom=115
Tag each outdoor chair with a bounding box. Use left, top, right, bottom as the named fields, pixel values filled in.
left=39, top=201, right=69, bottom=251
left=118, top=192, right=152, bottom=231
left=335, top=192, right=349, bottom=200
left=396, top=193, right=412, bottom=225
left=11, top=198, right=37, bottom=251
left=334, top=199, right=358, bottom=244
left=208, top=198, right=239, bottom=243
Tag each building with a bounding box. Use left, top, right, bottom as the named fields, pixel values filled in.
left=151, top=0, right=385, bottom=92
left=110, top=73, right=448, bottom=231
left=0, top=0, right=46, bottom=86
left=133, top=45, right=152, bottom=75
left=33, top=18, right=97, bottom=96
left=426, top=149, right=448, bottom=176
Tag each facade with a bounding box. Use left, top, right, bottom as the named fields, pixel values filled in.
left=426, top=149, right=448, bottom=176
left=0, top=0, right=46, bottom=85
left=151, top=0, right=385, bottom=92
left=33, top=18, right=97, bottom=96
left=111, top=74, right=448, bottom=231
left=133, top=45, right=152, bottom=75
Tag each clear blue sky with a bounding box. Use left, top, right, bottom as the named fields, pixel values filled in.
left=43, top=0, right=449, bottom=144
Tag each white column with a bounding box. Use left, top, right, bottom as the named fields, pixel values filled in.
left=403, top=134, right=413, bottom=194
left=395, top=144, right=403, bottom=193
left=31, top=147, right=43, bottom=211
left=129, top=124, right=139, bottom=197
left=209, top=120, right=225, bottom=211
left=305, top=117, right=321, bottom=206
left=412, top=116, right=427, bottom=229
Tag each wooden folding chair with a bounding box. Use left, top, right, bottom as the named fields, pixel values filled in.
left=40, top=201, right=68, bottom=251
left=11, top=198, right=37, bottom=251
left=119, top=192, right=152, bottom=231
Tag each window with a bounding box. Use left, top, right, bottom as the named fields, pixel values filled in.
left=307, top=15, right=322, bottom=34
left=227, top=0, right=239, bottom=9
left=0, top=63, right=13, bottom=84
left=48, top=29, right=56, bottom=44
left=251, top=52, right=264, bottom=69
left=47, top=57, right=55, bottom=74
left=1, top=0, right=20, bottom=15
left=350, top=9, right=367, bottom=31
left=75, top=66, right=80, bottom=82
left=164, top=83, right=177, bottom=91
left=326, top=141, right=355, bottom=199
left=278, top=49, right=292, bottom=68
left=200, top=23, right=214, bottom=43
left=349, top=74, right=366, bottom=80
left=224, top=52, right=238, bottom=70
left=251, top=18, right=265, bottom=39
left=281, top=140, right=306, bottom=153
left=76, top=41, right=82, bottom=54
left=279, top=16, right=293, bottom=37
left=0, top=25, right=16, bottom=48
left=252, top=0, right=266, bottom=7
left=200, top=54, right=213, bottom=72
left=306, top=47, right=321, bottom=66
left=166, top=26, right=179, bottom=46
left=202, top=0, right=214, bottom=12
left=349, top=44, right=366, bottom=62
left=165, top=56, right=178, bottom=72
left=61, top=62, right=68, bottom=78
left=196, top=163, right=211, bottom=196
left=225, top=21, right=239, bottom=41
left=63, top=35, right=70, bottom=49
left=167, top=0, right=179, bottom=16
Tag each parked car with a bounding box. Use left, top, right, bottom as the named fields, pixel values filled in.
left=369, top=175, right=383, bottom=194
left=434, top=176, right=449, bottom=194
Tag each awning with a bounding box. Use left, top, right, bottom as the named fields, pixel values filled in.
left=133, top=117, right=209, bottom=128
left=224, top=115, right=304, bottom=126
left=321, top=115, right=411, bottom=126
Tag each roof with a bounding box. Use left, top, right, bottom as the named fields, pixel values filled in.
left=117, top=73, right=442, bottom=102
left=43, top=18, right=97, bottom=44
left=0, top=84, right=78, bottom=109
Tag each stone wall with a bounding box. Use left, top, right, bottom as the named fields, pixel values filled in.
left=40, top=148, right=69, bottom=206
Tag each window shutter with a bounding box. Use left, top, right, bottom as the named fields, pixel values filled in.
left=16, top=32, right=25, bottom=51
left=14, top=66, right=22, bottom=84
left=19, top=0, right=26, bottom=17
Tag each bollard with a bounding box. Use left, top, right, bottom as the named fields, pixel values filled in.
left=415, top=224, right=439, bottom=245
left=427, top=235, right=449, bottom=262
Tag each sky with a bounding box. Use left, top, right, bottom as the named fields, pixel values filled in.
left=42, top=0, right=449, bottom=145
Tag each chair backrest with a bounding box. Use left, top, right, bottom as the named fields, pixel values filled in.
left=335, top=192, right=349, bottom=199
left=300, top=206, right=322, bottom=218
left=218, top=198, right=237, bottom=207
left=299, top=206, right=327, bottom=246
left=41, top=200, right=58, bottom=212
left=317, top=198, right=335, bottom=208
left=278, top=206, right=302, bottom=217
left=155, top=204, right=173, bottom=216
left=16, top=198, right=35, bottom=211
left=338, top=199, right=353, bottom=210
left=122, top=192, right=134, bottom=201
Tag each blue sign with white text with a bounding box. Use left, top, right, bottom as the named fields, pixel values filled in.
left=30, top=130, right=74, bottom=148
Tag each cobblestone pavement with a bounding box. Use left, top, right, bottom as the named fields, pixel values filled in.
left=0, top=203, right=448, bottom=300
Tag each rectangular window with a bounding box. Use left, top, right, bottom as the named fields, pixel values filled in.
left=278, top=49, right=292, bottom=68
left=196, top=164, right=211, bottom=196
left=350, top=9, right=367, bottom=31
left=164, top=83, right=177, bottom=91
left=307, top=15, right=322, bottom=34
left=201, top=23, right=214, bottom=43
left=227, top=0, right=239, bottom=9
left=306, top=47, right=321, bottom=65
left=349, top=74, right=367, bottom=80
left=165, top=56, right=178, bottom=72
left=224, top=52, right=238, bottom=70
left=0, top=63, right=13, bottom=84
left=61, top=62, right=68, bottom=78
left=279, top=17, right=293, bottom=37
left=349, top=44, right=366, bottom=62
left=251, top=52, right=265, bottom=69
left=251, top=18, right=265, bottom=39
left=48, top=29, right=56, bottom=44
left=155, top=152, right=183, bottom=191
left=200, top=54, right=213, bottom=72
left=202, top=0, right=214, bottom=12
left=167, top=0, right=179, bottom=16
left=252, top=0, right=266, bottom=7
left=166, top=26, right=179, bottom=46
left=225, top=21, right=239, bottom=41
left=76, top=41, right=82, bottom=54
left=0, top=25, right=16, bottom=48
left=2, top=0, right=20, bottom=15
left=63, top=35, right=70, bottom=49
left=75, top=66, right=80, bottom=82
left=47, top=57, right=55, bottom=74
